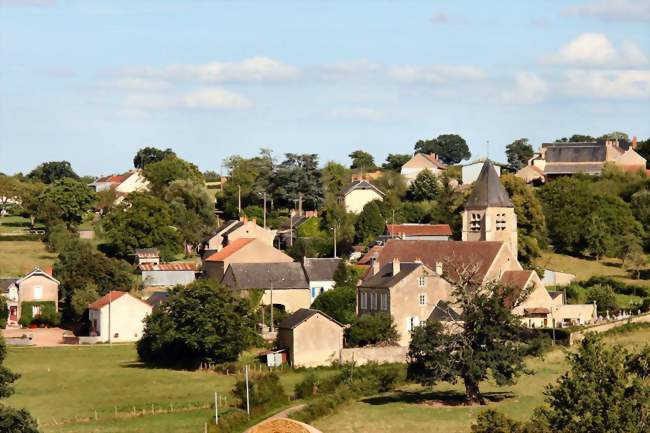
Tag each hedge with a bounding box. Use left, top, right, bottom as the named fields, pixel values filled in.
left=19, top=301, right=60, bottom=327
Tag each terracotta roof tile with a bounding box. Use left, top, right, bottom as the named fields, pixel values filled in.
left=500, top=270, right=533, bottom=290
left=138, top=263, right=197, bottom=272
left=205, top=238, right=255, bottom=262
left=88, top=291, right=127, bottom=310
left=387, top=224, right=452, bottom=237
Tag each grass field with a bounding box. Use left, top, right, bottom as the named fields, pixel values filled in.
left=5, top=328, right=649, bottom=433
left=0, top=240, right=57, bottom=277
left=0, top=215, right=36, bottom=235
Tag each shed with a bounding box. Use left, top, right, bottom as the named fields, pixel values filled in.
left=277, top=309, right=344, bottom=367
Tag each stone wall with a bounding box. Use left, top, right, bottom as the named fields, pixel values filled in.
left=339, top=346, right=408, bottom=365
left=569, top=313, right=650, bottom=346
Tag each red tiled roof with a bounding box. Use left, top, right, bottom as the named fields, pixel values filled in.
left=88, top=291, right=127, bottom=310
left=96, top=173, right=131, bottom=184
left=138, top=263, right=197, bottom=272
left=387, top=224, right=452, bottom=237
left=422, top=153, right=446, bottom=169
left=500, top=270, right=533, bottom=290
left=524, top=307, right=550, bottom=315
left=205, top=238, right=255, bottom=262
left=358, top=245, right=384, bottom=266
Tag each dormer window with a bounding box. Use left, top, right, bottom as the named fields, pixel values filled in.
left=496, top=213, right=507, bottom=231
left=470, top=213, right=481, bottom=232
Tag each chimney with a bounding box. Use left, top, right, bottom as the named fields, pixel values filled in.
left=371, top=258, right=380, bottom=276
left=414, top=257, right=422, bottom=264
left=392, top=258, right=400, bottom=276
left=46, top=266, right=53, bottom=277
left=435, top=262, right=443, bottom=275
left=632, top=136, right=638, bottom=150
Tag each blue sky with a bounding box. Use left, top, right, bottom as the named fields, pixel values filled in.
left=1, top=0, right=649, bottom=176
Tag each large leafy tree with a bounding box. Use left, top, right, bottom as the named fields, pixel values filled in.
left=414, top=134, right=471, bottom=165
left=103, top=192, right=182, bottom=260
left=319, top=204, right=356, bottom=256
left=355, top=200, right=385, bottom=244
left=505, top=138, right=534, bottom=170
left=349, top=150, right=376, bottom=171
left=27, top=161, right=78, bottom=184
left=321, top=161, right=350, bottom=204
left=164, top=179, right=215, bottom=253
left=382, top=153, right=411, bottom=171
left=137, top=280, right=256, bottom=368
left=636, top=138, right=649, bottom=167
left=555, top=134, right=595, bottom=143
left=311, top=261, right=361, bottom=324
left=0, top=175, right=21, bottom=214
left=142, top=155, right=203, bottom=196
left=16, top=181, right=45, bottom=226
left=133, top=146, right=176, bottom=169
left=0, top=336, right=40, bottom=433
left=407, top=170, right=438, bottom=201
left=38, top=178, right=97, bottom=228
left=271, top=153, right=323, bottom=210
left=408, top=267, right=533, bottom=404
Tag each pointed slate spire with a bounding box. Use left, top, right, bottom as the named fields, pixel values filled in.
left=465, top=160, right=513, bottom=209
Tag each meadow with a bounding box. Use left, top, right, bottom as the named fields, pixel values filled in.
left=0, top=240, right=57, bottom=277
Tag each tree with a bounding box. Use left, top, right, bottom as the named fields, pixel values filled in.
left=27, top=161, right=78, bottom=184
left=428, top=174, right=465, bottom=236
left=311, top=262, right=361, bottom=324
left=142, top=155, right=203, bottom=196
left=95, top=187, right=118, bottom=214
left=407, top=170, right=438, bottom=201
left=38, top=178, right=96, bottom=228
left=555, top=134, right=595, bottom=143
left=345, top=314, right=399, bottom=347
left=70, top=284, right=100, bottom=318
left=586, top=284, right=617, bottom=315
left=15, top=181, right=44, bottom=226
left=320, top=204, right=356, bottom=256
left=0, top=336, right=40, bottom=433
left=624, top=243, right=648, bottom=279
left=349, top=150, right=376, bottom=171
left=271, top=153, right=323, bottom=210
left=321, top=161, right=350, bottom=204
left=133, top=146, right=176, bottom=169
left=600, top=131, right=629, bottom=141
left=0, top=175, right=21, bottom=214
left=137, top=280, right=256, bottom=368
left=164, top=179, right=216, bottom=253
left=103, top=193, right=182, bottom=260
left=584, top=215, right=612, bottom=261
left=382, top=154, right=411, bottom=171
left=355, top=201, right=385, bottom=244
left=408, top=268, right=533, bottom=404
left=636, top=138, right=650, bottom=167
left=505, top=138, right=534, bottom=170
left=414, top=134, right=471, bottom=165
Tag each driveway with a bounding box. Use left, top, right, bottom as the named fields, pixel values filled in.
left=2, top=327, right=66, bottom=346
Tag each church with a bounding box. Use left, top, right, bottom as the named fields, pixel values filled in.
left=357, top=160, right=596, bottom=345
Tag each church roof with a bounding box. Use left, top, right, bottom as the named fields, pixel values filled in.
left=465, top=161, right=513, bottom=210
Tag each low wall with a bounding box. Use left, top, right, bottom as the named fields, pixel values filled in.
left=569, top=313, right=650, bottom=345
left=339, top=346, right=408, bottom=365
left=78, top=336, right=103, bottom=344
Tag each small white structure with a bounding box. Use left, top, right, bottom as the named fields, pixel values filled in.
left=138, top=263, right=197, bottom=287
left=461, top=158, right=501, bottom=184
left=88, top=291, right=152, bottom=343
left=302, top=258, right=341, bottom=302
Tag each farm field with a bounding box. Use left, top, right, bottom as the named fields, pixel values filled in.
left=5, top=328, right=649, bottom=433
left=0, top=240, right=57, bottom=277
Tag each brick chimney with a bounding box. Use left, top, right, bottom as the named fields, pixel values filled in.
left=392, top=258, right=400, bottom=276
left=632, top=136, right=638, bottom=150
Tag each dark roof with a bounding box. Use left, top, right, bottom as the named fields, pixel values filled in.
left=278, top=308, right=343, bottom=329
left=465, top=161, right=513, bottom=209
left=221, top=221, right=245, bottom=238
left=544, top=144, right=606, bottom=163
left=203, top=220, right=241, bottom=243
left=279, top=215, right=308, bottom=231
left=302, top=258, right=341, bottom=282
left=146, top=292, right=169, bottom=307
left=358, top=245, right=384, bottom=265
left=222, top=262, right=309, bottom=289
left=359, top=262, right=422, bottom=289
left=341, top=180, right=384, bottom=197
left=543, top=162, right=604, bottom=175
left=428, top=300, right=462, bottom=322
left=0, top=278, right=18, bottom=293
left=548, top=291, right=564, bottom=302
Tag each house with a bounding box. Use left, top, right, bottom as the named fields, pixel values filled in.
left=275, top=211, right=318, bottom=249
left=1, top=267, right=59, bottom=327
left=358, top=259, right=452, bottom=346
left=145, top=291, right=169, bottom=307
left=202, top=216, right=277, bottom=253
left=339, top=180, right=384, bottom=214
left=302, top=257, right=341, bottom=302
left=277, top=308, right=344, bottom=367
left=221, top=262, right=310, bottom=312
left=516, top=137, right=647, bottom=182
left=88, top=291, right=152, bottom=342
left=400, top=153, right=446, bottom=184
left=461, top=158, right=502, bottom=185
left=89, top=169, right=149, bottom=198
left=134, top=248, right=160, bottom=265
left=203, top=238, right=293, bottom=281
left=385, top=224, right=452, bottom=241
left=515, top=165, right=545, bottom=185
left=138, top=262, right=197, bottom=287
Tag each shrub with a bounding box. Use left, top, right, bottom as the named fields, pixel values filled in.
left=583, top=276, right=649, bottom=297
left=294, top=372, right=320, bottom=400
left=232, top=372, right=287, bottom=412
left=291, top=385, right=354, bottom=424
left=347, top=362, right=405, bottom=394
left=18, top=301, right=60, bottom=327
left=211, top=408, right=248, bottom=433
left=345, top=314, right=399, bottom=347
left=0, top=297, right=7, bottom=329
left=586, top=284, right=618, bottom=315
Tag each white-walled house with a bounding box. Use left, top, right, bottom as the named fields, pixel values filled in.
left=88, top=291, right=152, bottom=342
left=339, top=180, right=384, bottom=214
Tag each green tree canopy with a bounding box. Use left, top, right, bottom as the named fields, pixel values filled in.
left=27, top=160, right=78, bottom=184
left=555, top=134, right=595, bottom=143
left=586, top=284, right=617, bottom=315
left=636, top=138, right=649, bottom=167
left=382, top=153, right=411, bottom=171
left=137, top=280, right=256, bottom=368
left=414, top=134, right=471, bottom=165
left=270, top=153, right=323, bottom=210
left=38, top=178, right=96, bottom=228
left=133, top=146, right=176, bottom=169
left=349, top=150, right=376, bottom=171
left=355, top=200, right=385, bottom=244
left=321, top=161, right=350, bottom=204
left=311, top=262, right=361, bottom=324
left=505, top=138, right=534, bottom=170
left=407, top=170, right=439, bottom=201
left=142, top=155, right=203, bottom=196
left=345, top=314, right=399, bottom=347
left=164, top=179, right=216, bottom=252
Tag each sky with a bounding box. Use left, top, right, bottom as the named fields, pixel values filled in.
left=1, top=0, right=649, bottom=176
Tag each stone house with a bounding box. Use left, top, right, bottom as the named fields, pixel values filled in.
left=202, top=217, right=277, bottom=253
left=88, top=169, right=149, bottom=204
left=339, top=180, right=384, bottom=214
left=1, top=267, right=59, bottom=327
left=277, top=309, right=344, bottom=367
left=400, top=153, right=446, bottom=184
left=88, top=291, right=152, bottom=343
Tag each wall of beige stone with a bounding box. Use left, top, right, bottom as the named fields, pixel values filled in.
left=569, top=313, right=650, bottom=346
left=339, top=346, right=408, bottom=365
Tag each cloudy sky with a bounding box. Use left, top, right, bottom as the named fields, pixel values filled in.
left=1, top=0, right=649, bottom=176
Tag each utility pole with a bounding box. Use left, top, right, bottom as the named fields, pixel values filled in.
left=332, top=226, right=337, bottom=258
left=237, top=185, right=241, bottom=215
left=270, top=283, right=274, bottom=333
left=263, top=192, right=267, bottom=229
left=289, top=213, right=293, bottom=248
left=108, top=291, right=112, bottom=347
left=214, top=392, right=218, bottom=424
left=245, top=365, right=250, bottom=418
left=298, top=192, right=303, bottom=216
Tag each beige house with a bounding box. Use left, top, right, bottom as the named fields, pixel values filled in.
left=277, top=309, right=344, bottom=367
left=400, top=153, right=446, bottom=184
left=1, top=267, right=59, bottom=327
left=358, top=259, right=452, bottom=346
left=339, top=180, right=384, bottom=214
left=89, top=170, right=149, bottom=205
left=88, top=291, right=152, bottom=343
left=202, top=217, right=277, bottom=253
left=203, top=238, right=293, bottom=281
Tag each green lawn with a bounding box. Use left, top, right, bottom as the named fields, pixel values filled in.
left=313, top=328, right=650, bottom=433
left=4, top=344, right=328, bottom=433
left=0, top=240, right=57, bottom=277
left=0, top=215, right=35, bottom=234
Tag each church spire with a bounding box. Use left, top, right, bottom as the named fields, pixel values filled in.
left=465, top=160, right=513, bottom=210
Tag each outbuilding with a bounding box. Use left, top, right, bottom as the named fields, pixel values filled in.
left=88, top=291, right=152, bottom=343
left=277, top=309, right=344, bottom=367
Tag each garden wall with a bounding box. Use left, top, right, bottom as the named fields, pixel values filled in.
left=569, top=313, right=650, bottom=345
left=339, top=346, right=408, bottom=365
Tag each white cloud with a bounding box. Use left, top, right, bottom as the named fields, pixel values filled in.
left=502, top=72, right=549, bottom=104
left=113, top=77, right=171, bottom=91
left=562, top=69, right=650, bottom=99
left=545, top=33, right=648, bottom=66
left=330, top=107, right=385, bottom=121
left=124, top=87, right=252, bottom=111
left=388, top=65, right=485, bottom=83
left=314, top=59, right=382, bottom=78
left=430, top=11, right=449, bottom=24
left=564, top=0, right=650, bottom=22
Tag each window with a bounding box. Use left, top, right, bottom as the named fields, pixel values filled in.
left=407, top=316, right=420, bottom=331
left=360, top=292, right=367, bottom=309
left=32, top=305, right=42, bottom=317
left=380, top=293, right=388, bottom=310
left=371, top=293, right=377, bottom=310
left=470, top=213, right=481, bottom=232
left=419, top=293, right=427, bottom=305
left=33, top=286, right=42, bottom=300
left=311, top=287, right=317, bottom=298
left=418, top=276, right=426, bottom=287
left=496, top=213, right=507, bottom=231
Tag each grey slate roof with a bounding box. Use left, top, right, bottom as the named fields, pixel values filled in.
left=359, top=262, right=421, bottom=289
left=222, top=262, right=309, bottom=289
left=465, top=160, right=514, bottom=209
left=146, top=292, right=169, bottom=307
left=278, top=308, right=343, bottom=329
left=0, top=278, right=17, bottom=293
left=428, top=300, right=462, bottom=322
left=302, top=258, right=341, bottom=282
left=545, top=145, right=606, bottom=163
left=341, top=180, right=384, bottom=197
left=543, top=162, right=604, bottom=175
